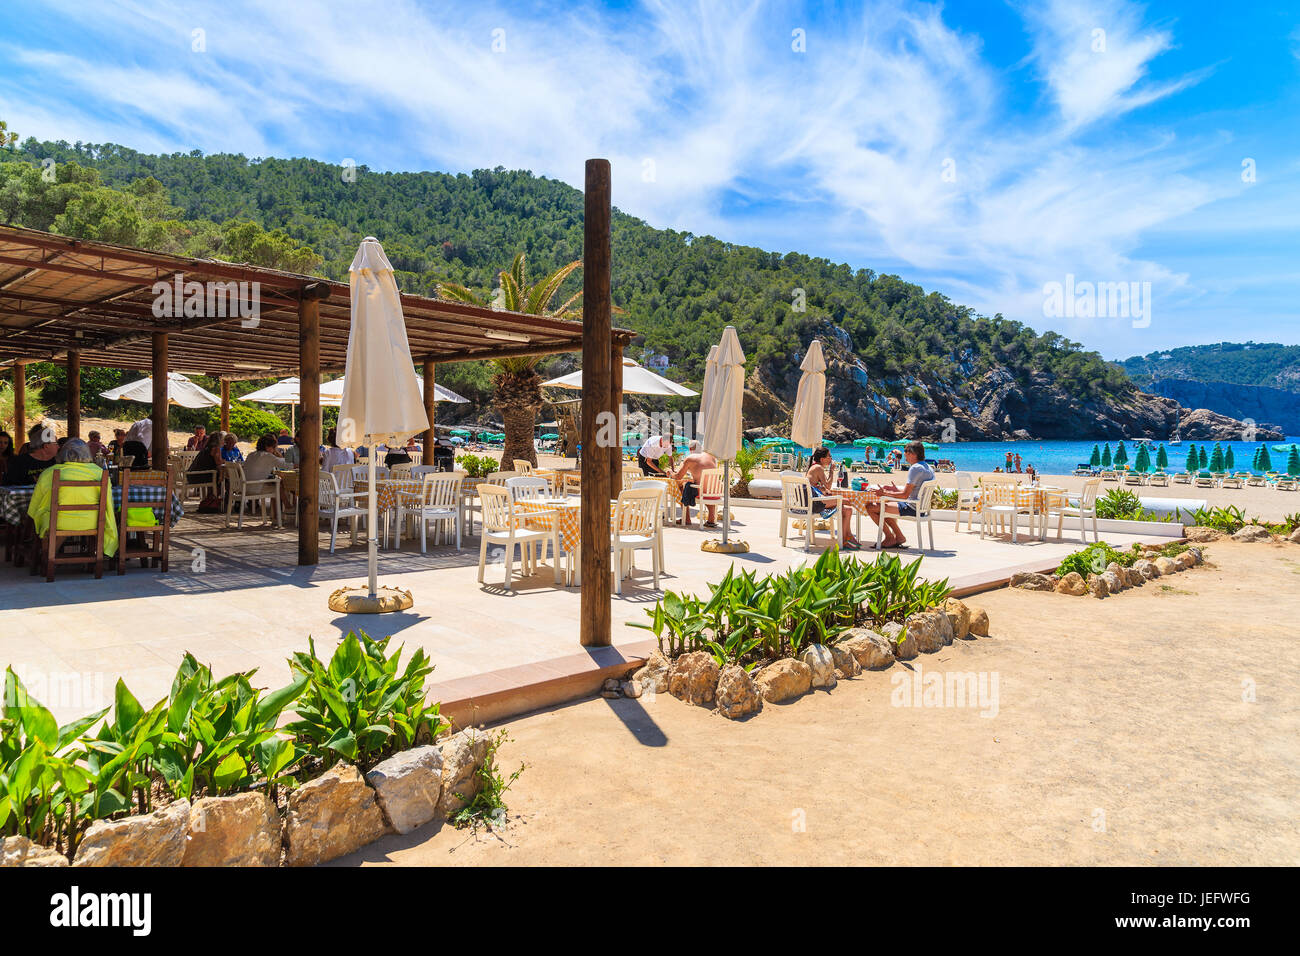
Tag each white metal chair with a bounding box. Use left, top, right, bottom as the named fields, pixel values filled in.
left=477, top=484, right=558, bottom=591
left=779, top=474, right=840, bottom=551
left=396, top=472, right=463, bottom=553
left=612, top=486, right=663, bottom=595
left=953, top=471, right=980, bottom=532
left=223, top=462, right=281, bottom=528
left=319, top=473, right=367, bottom=553
left=871, top=479, right=937, bottom=551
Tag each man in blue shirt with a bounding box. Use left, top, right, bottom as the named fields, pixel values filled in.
left=865, top=440, right=934, bottom=549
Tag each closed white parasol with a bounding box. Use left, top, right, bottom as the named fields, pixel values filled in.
left=698, top=326, right=747, bottom=551
left=789, top=340, right=826, bottom=450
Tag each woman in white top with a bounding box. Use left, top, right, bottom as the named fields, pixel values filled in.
left=321, top=428, right=354, bottom=473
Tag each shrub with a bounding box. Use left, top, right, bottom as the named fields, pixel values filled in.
left=455, top=453, right=496, bottom=478
left=209, top=401, right=285, bottom=441
left=1189, top=505, right=1245, bottom=533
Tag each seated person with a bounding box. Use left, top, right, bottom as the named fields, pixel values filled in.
left=108, top=428, right=127, bottom=459
left=670, top=440, right=718, bottom=527
left=120, top=440, right=150, bottom=470
left=806, top=446, right=858, bottom=549
left=864, top=440, right=935, bottom=549
left=189, top=434, right=222, bottom=482
left=243, top=434, right=284, bottom=482
left=221, top=433, right=245, bottom=463
left=186, top=425, right=208, bottom=451
left=26, top=438, right=118, bottom=557
left=86, top=430, right=109, bottom=460
left=125, top=418, right=152, bottom=452
left=3, top=423, right=59, bottom=485
left=383, top=442, right=411, bottom=469
left=322, top=429, right=355, bottom=472
left=276, top=429, right=293, bottom=447
left=282, top=431, right=303, bottom=468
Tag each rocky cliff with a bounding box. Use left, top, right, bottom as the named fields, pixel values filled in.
left=742, top=328, right=1283, bottom=443
left=1144, top=378, right=1300, bottom=437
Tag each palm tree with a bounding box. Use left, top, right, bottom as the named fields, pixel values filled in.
left=437, top=253, right=581, bottom=467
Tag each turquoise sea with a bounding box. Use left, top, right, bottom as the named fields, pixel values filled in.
left=625, top=436, right=1300, bottom=477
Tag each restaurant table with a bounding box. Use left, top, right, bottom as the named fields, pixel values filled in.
left=0, top=483, right=184, bottom=528
left=515, top=497, right=640, bottom=586
left=353, top=477, right=476, bottom=547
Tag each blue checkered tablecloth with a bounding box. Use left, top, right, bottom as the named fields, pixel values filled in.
left=0, top=484, right=185, bottom=527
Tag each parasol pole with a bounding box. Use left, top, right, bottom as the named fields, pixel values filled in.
left=367, top=435, right=378, bottom=598
left=721, top=459, right=731, bottom=544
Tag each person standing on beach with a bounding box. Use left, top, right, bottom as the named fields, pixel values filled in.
left=1005, top=451, right=1014, bottom=471
left=1014, top=453, right=1022, bottom=472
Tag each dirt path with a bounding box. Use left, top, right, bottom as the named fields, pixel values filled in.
left=336, top=539, right=1300, bottom=867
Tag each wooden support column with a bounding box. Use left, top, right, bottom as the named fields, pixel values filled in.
left=609, top=341, right=624, bottom=494
left=12, top=362, right=26, bottom=443
left=151, top=334, right=168, bottom=468
left=580, top=158, right=613, bottom=648
left=297, top=283, right=328, bottom=566
left=66, top=351, right=81, bottom=439
left=422, top=361, right=436, bottom=456
left=220, top=380, right=230, bottom=433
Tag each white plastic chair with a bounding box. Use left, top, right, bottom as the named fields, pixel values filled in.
left=979, top=478, right=1033, bottom=543
left=698, top=468, right=725, bottom=527
left=223, top=462, right=280, bottom=529
left=872, top=479, right=937, bottom=551
left=390, top=461, right=414, bottom=478
left=953, top=471, right=980, bottom=532
left=1049, top=477, right=1101, bottom=543
left=612, top=486, right=663, bottom=595
left=318, top=473, right=367, bottom=553
left=477, top=484, right=558, bottom=591
left=779, top=474, right=840, bottom=551
left=396, top=472, right=463, bottom=553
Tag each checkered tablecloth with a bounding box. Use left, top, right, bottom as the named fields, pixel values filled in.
left=516, top=498, right=640, bottom=553
left=353, top=478, right=425, bottom=511
left=0, top=484, right=184, bottom=527
left=549, top=471, right=683, bottom=504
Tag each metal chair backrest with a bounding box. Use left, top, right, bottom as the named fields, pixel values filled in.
left=504, top=475, right=549, bottom=502
left=615, top=487, right=661, bottom=535
left=478, top=484, right=514, bottom=532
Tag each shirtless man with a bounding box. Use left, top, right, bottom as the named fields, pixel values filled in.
left=671, top=440, right=718, bottom=526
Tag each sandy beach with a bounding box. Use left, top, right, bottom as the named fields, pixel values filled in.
left=337, top=539, right=1300, bottom=867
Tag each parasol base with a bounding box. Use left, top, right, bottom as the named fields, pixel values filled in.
left=701, top=539, right=749, bottom=554
left=328, top=585, right=414, bottom=614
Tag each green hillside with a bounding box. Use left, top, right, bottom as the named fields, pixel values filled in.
left=4, top=137, right=1133, bottom=410
left=1120, top=343, right=1300, bottom=392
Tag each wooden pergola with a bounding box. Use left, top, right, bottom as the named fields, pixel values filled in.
left=0, top=160, right=628, bottom=645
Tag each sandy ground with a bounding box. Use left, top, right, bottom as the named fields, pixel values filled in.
left=337, top=540, right=1300, bottom=866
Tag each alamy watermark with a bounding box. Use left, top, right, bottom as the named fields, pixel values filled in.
left=151, top=273, right=260, bottom=328
left=1043, top=274, right=1151, bottom=328
left=890, top=662, right=1000, bottom=717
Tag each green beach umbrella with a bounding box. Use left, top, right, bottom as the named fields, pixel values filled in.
left=1289, top=446, right=1300, bottom=476
left=1252, top=447, right=1261, bottom=470
left=1134, top=444, right=1152, bottom=472
left=1156, top=444, right=1168, bottom=470
left=1102, top=444, right=1112, bottom=467
left=1089, top=444, right=1101, bottom=468
left=1225, top=446, right=1235, bottom=470
left=1209, top=443, right=1225, bottom=472
left=541, top=432, right=559, bottom=440
left=450, top=428, right=470, bottom=437
left=1185, top=445, right=1198, bottom=472
left=1198, top=446, right=1209, bottom=469
left=1114, top=441, right=1128, bottom=466
left=1258, top=444, right=1273, bottom=471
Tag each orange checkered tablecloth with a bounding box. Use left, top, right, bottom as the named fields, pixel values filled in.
left=515, top=498, right=610, bottom=553
left=550, top=471, right=683, bottom=504
left=353, top=478, right=425, bottom=511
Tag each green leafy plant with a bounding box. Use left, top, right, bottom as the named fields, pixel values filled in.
left=1189, top=505, right=1246, bottom=533
left=449, top=730, right=525, bottom=832
left=455, top=453, right=496, bottom=479
left=285, top=631, right=445, bottom=771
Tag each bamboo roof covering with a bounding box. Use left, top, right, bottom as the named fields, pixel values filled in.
left=0, top=224, right=630, bottom=378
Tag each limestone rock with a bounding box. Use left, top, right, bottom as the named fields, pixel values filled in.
left=667, top=651, right=720, bottom=706
left=1133, top=558, right=1160, bottom=580
left=1232, top=525, right=1273, bottom=543
left=967, top=607, right=990, bottom=637
left=800, top=644, right=837, bottom=688
left=1101, top=569, right=1125, bottom=593
left=755, top=658, right=812, bottom=703
left=284, top=765, right=390, bottom=866
left=1154, top=556, right=1179, bottom=575
left=715, top=665, right=763, bottom=719
left=601, top=677, right=620, bottom=692
left=74, top=799, right=191, bottom=867
left=1124, top=568, right=1146, bottom=588
left=880, top=621, right=905, bottom=642
left=620, top=680, right=642, bottom=699
left=828, top=642, right=862, bottom=677
left=1175, top=551, right=1196, bottom=570
left=1186, top=547, right=1204, bottom=565
left=841, top=628, right=896, bottom=669
left=631, top=652, right=671, bottom=694
left=183, top=792, right=281, bottom=867
left=1087, top=574, right=1109, bottom=599
left=1184, top=526, right=1222, bottom=543
left=905, top=609, right=954, bottom=653
left=1010, top=571, right=1055, bottom=591
left=1055, top=571, right=1087, bottom=596
left=1290, top=528, right=1300, bottom=545
left=942, top=598, right=971, bottom=640
left=437, top=728, right=492, bottom=818
left=1, top=835, right=69, bottom=867
left=365, top=746, right=444, bottom=836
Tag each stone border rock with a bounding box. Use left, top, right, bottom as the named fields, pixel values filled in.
left=1009, top=546, right=1206, bottom=600
left=602, top=599, right=991, bottom=720
left=4, top=730, right=493, bottom=868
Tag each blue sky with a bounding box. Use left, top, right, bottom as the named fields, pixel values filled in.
left=1, top=0, right=1297, bottom=360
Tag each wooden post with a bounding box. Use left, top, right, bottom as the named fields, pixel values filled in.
left=580, top=159, right=613, bottom=648
left=151, top=334, right=168, bottom=468
left=220, top=380, right=230, bottom=433
left=12, top=362, right=26, bottom=444
left=422, top=361, right=436, bottom=458
left=67, top=351, right=81, bottom=439
left=297, top=283, right=327, bottom=566
left=610, top=341, right=624, bottom=494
